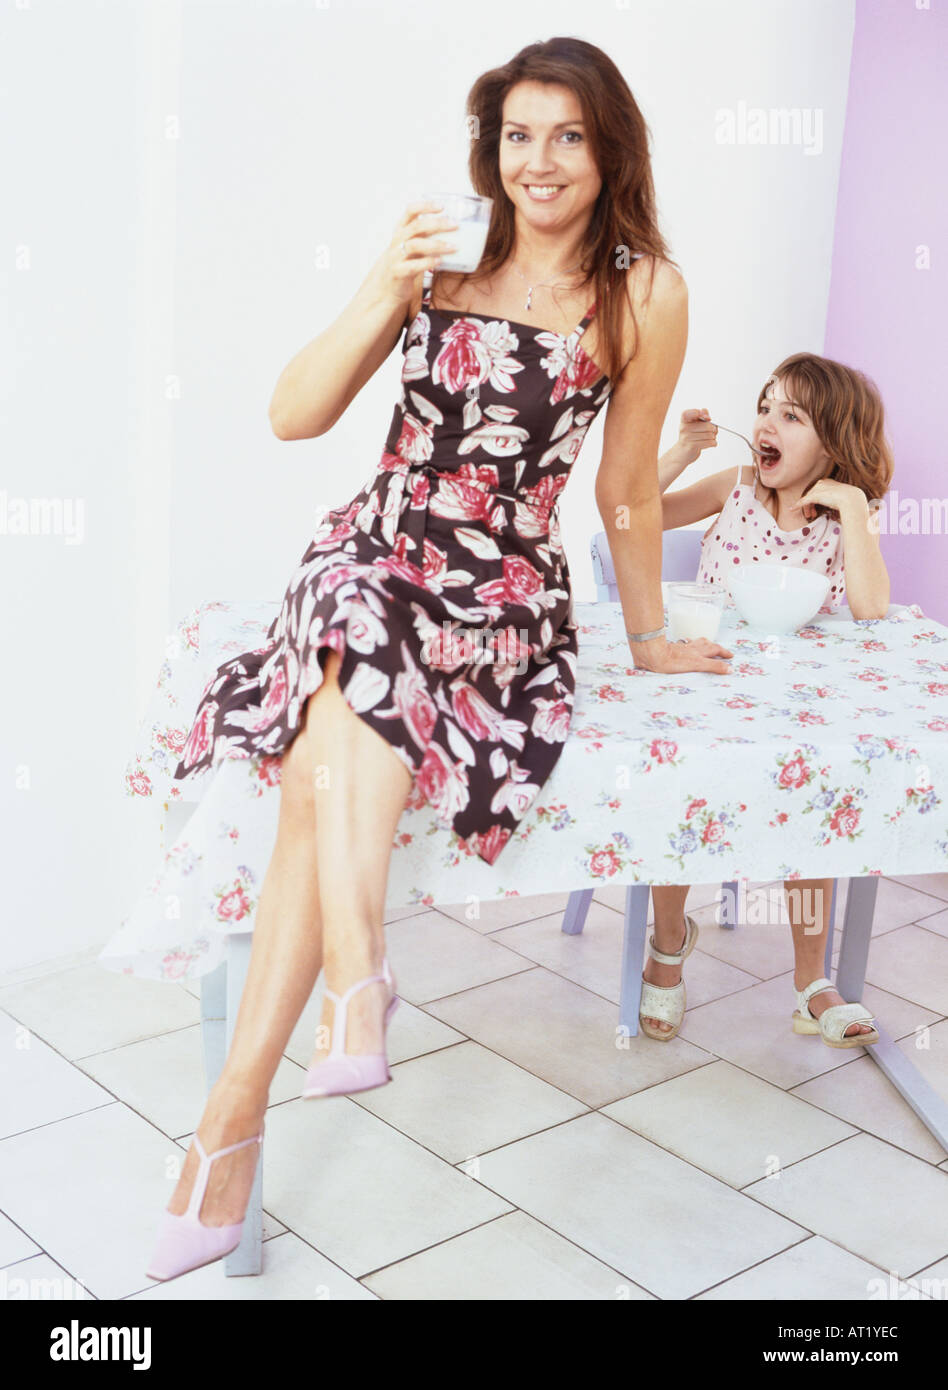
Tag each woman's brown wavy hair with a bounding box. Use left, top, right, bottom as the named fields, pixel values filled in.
left=438, top=35, right=676, bottom=386
left=756, top=354, right=894, bottom=521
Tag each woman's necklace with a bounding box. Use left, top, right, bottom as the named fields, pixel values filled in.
left=510, top=259, right=586, bottom=311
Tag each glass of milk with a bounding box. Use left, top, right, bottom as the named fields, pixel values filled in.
left=424, top=193, right=492, bottom=272
left=666, top=583, right=726, bottom=642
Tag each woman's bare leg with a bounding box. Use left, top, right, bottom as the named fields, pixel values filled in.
left=787, top=878, right=873, bottom=1037
left=305, top=650, right=413, bottom=1064
left=643, top=884, right=692, bottom=1035
left=164, top=648, right=411, bottom=1225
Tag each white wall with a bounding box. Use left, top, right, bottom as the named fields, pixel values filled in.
left=3, top=0, right=854, bottom=973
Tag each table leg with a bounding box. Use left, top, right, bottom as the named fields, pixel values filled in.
left=222, top=932, right=263, bottom=1276
left=836, top=876, right=948, bottom=1152
left=561, top=889, right=594, bottom=936
left=619, top=884, right=650, bottom=1036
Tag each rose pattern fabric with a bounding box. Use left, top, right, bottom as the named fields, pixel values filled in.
left=104, top=594, right=948, bottom=982
left=169, top=275, right=612, bottom=866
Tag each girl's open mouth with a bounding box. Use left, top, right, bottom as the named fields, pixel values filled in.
left=758, top=442, right=781, bottom=470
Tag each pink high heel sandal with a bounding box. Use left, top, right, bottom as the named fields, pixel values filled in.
left=146, top=1130, right=263, bottom=1282
left=302, top=957, right=399, bottom=1098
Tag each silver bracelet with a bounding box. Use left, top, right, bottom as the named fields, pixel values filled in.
left=626, top=626, right=666, bottom=643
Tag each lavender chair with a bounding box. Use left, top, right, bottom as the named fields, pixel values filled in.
left=560, top=529, right=836, bottom=1033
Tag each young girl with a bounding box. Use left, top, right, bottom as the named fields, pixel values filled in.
left=642, top=353, right=894, bottom=1046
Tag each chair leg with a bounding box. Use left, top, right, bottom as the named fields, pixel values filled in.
left=200, top=960, right=227, bottom=1091
left=618, top=884, right=651, bottom=1036
left=561, top=888, right=594, bottom=936
left=824, top=879, right=838, bottom=979
left=222, top=932, right=263, bottom=1277
left=718, top=880, right=740, bottom=929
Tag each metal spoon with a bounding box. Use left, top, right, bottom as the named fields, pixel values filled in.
left=709, top=421, right=764, bottom=457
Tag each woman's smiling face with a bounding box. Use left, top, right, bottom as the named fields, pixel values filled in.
left=497, top=80, right=601, bottom=230
left=754, top=377, right=829, bottom=491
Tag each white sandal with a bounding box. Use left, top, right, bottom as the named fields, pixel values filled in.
left=792, top=976, right=879, bottom=1049
left=639, top=914, right=700, bottom=1041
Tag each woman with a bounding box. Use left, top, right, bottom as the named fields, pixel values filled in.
left=146, top=34, right=733, bottom=1281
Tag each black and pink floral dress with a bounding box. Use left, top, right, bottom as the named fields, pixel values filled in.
left=173, top=271, right=613, bottom=865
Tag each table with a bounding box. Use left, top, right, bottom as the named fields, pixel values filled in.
left=102, top=587, right=948, bottom=1271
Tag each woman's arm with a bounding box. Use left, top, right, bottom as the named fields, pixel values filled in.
left=594, top=260, right=731, bottom=675
left=268, top=202, right=457, bottom=441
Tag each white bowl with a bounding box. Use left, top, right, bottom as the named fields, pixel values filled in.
left=728, top=562, right=831, bottom=634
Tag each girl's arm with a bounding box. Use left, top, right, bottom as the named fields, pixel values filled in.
left=789, top=481, right=890, bottom=619
left=835, top=495, right=890, bottom=619
left=660, top=466, right=737, bottom=531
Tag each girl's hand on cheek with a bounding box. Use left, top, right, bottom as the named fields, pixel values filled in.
left=789, top=478, right=865, bottom=522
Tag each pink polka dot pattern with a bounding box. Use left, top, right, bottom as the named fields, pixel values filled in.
left=695, top=467, right=846, bottom=611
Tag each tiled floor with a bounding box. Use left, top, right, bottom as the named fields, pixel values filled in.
left=1, top=875, right=947, bottom=1301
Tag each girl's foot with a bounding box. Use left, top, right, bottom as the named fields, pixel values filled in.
left=167, top=1082, right=267, bottom=1226
left=793, top=979, right=875, bottom=1037
left=307, top=955, right=397, bottom=1070
left=641, top=916, right=689, bottom=1036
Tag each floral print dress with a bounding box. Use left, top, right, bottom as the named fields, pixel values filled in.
left=173, top=271, right=613, bottom=865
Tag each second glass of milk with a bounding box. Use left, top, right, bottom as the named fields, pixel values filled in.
left=424, top=193, right=493, bottom=272
left=667, top=583, right=726, bottom=642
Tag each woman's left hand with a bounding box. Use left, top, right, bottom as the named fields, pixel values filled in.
left=788, top=478, right=866, bottom=521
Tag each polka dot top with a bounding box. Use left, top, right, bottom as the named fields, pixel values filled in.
left=696, top=464, right=846, bottom=613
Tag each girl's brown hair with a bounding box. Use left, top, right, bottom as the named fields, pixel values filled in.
left=756, top=354, right=894, bottom=521
left=438, top=35, right=676, bottom=386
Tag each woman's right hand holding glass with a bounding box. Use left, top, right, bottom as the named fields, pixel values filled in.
left=370, top=200, right=459, bottom=310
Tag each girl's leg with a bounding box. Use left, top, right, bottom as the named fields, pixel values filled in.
left=787, top=878, right=873, bottom=1037
left=165, top=649, right=411, bottom=1225
left=643, top=884, right=692, bottom=1035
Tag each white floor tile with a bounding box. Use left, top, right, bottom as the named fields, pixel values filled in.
left=0, top=1210, right=40, bottom=1267
left=0, top=964, right=198, bottom=1059
left=78, top=1025, right=306, bottom=1139
left=603, top=1061, right=856, bottom=1188
left=792, top=1022, right=948, bottom=1164
left=434, top=892, right=571, bottom=934
left=353, top=1041, right=587, bottom=1163
left=472, top=1112, right=805, bottom=1300
left=887, top=873, right=948, bottom=903
left=127, top=1230, right=376, bottom=1300
left=363, top=1210, right=652, bottom=1300
left=0, top=1252, right=94, bottom=1300
left=0, top=1103, right=207, bottom=1299
left=283, top=976, right=465, bottom=1073
left=744, top=1133, right=948, bottom=1277
left=424, top=966, right=713, bottom=1108
left=0, top=1011, right=113, bottom=1139
left=592, top=882, right=728, bottom=917
left=678, top=973, right=864, bottom=1089
left=258, top=1098, right=511, bottom=1278
left=917, top=909, right=948, bottom=939
left=865, top=925, right=948, bottom=1015
left=385, top=910, right=531, bottom=1003
left=696, top=1236, right=922, bottom=1300
left=491, top=904, right=758, bottom=1009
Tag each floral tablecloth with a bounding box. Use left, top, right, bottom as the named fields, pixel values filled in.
left=100, top=591, right=948, bottom=981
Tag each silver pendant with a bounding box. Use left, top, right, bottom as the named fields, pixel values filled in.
left=525, top=288, right=533, bottom=311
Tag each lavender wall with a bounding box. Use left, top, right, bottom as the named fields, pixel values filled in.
left=823, top=0, right=947, bottom=621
